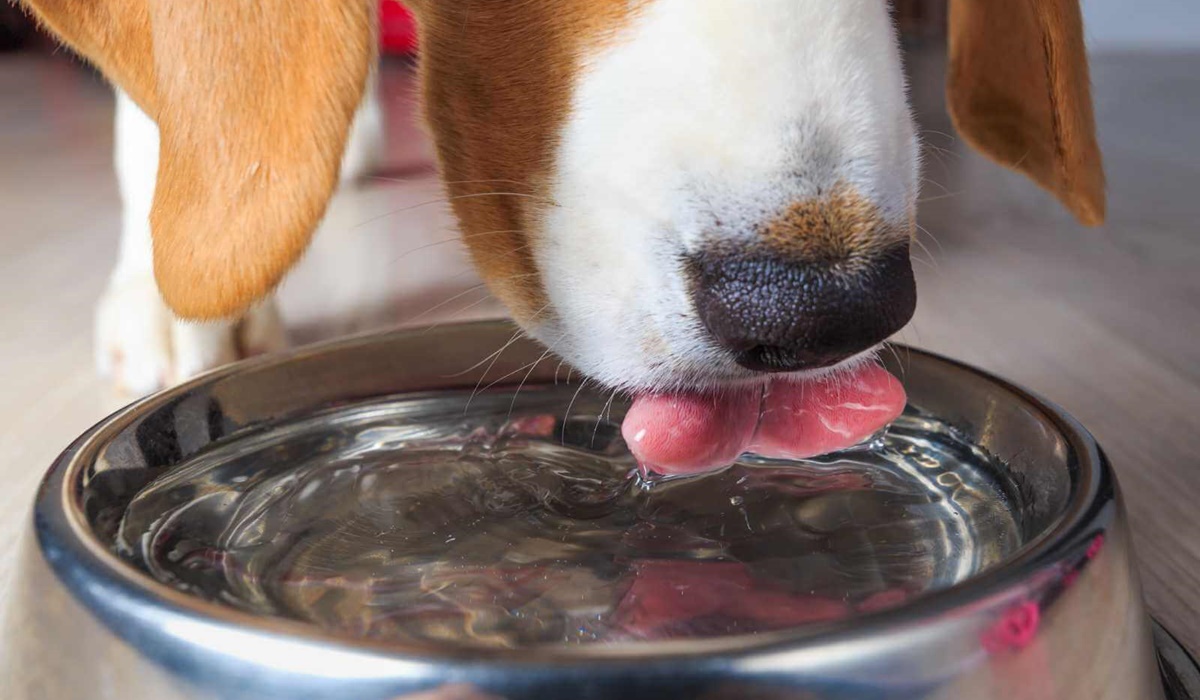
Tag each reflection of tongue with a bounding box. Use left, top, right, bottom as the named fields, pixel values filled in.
left=622, top=364, right=905, bottom=476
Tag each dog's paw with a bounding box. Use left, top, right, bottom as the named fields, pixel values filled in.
left=95, top=276, right=288, bottom=396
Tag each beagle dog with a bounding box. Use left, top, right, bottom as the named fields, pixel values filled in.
left=20, top=0, right=1103, bottom=465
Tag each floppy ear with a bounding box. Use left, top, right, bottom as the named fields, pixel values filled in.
left=20, top=0, right=374, bottom=319
left=946, top=0, right=1105, bottom=226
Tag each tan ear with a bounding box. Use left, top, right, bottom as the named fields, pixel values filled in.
left=21, top=0, right=374, bottom=319
left=947, top=0, right=1106, bottom=226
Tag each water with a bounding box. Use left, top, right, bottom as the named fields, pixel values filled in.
left=115, top=387, right=1021, bottom=650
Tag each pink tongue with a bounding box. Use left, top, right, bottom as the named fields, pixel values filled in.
left=622, top=364, right=905, bottom=476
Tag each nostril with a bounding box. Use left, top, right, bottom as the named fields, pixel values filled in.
left=737, top=345, right=807, bottom=373
left=687, top=244, right=916, bottom=372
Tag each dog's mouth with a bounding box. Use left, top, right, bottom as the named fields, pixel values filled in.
left=621, top=358, right=905, bottom=476
left=617, top=239, right=915, bottom=477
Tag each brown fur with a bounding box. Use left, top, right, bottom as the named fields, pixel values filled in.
left=20, top=0, right=373, bottom=320
left=410, top=0, right=641, bottom=325
left=947, top=0, right=1106, bottom=226
left=19, top=0, right=1103, bottom=322
left=757, top=184, right=910, bottom=268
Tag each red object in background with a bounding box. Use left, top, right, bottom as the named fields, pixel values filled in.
left=381, top=2, right=419, bottom=55
left=980, top=601, right=1041, bottom=654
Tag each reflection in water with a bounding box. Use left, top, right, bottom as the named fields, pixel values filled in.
left=115, top=387, right=1020, bottom=650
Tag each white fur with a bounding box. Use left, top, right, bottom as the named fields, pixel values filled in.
left=529, top=0, right=918, bottom=393
left=98, top=80, right=383, bottom=395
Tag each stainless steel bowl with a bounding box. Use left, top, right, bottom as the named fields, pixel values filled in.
left=2, top=321, right=1192, bottom=700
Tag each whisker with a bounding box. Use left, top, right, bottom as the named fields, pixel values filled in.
left=408, top=265, right=543, bottom=336
left=388, top=228, right=524, bottom=264
left=410, top=284, right=490, bottom=324
left=924, top=144, right=959, bottom=160
left=917, top=190, right=964, bottom=204
left=910, top=236, right=941, bottom=275
left=554, top=356, right=577, bottom=386
left=461, top=302, right=553, bottom=410
left=446, top=327, right=526, bottom=380
left=897, top=321, right=924, bottom=352
left=508, top=332, right=568, bottom=419
left=883, top=341, right=908, bottom=379
left=479, top=356, right=546, bottom=402
left=921, top=143, right=951, bottom=169
left=915, top=223, right=946, bottom=254
left=415, top=292, right=503, bottom=337
left=354, top=191, right=556, bottom=230
left=413, top=271, right=541, bottom=321
left=368, top=175, right=539, bottom=190
left=464, top=336, right=526, bottom=412
left=920, top=140, right=962, bottom=168
left=592, top=387, right=620, bottom=449
left=562, top=378, right=592, bottom=445
left=918, top=176, right=955, bottom=197
left=920, top=129, right=958, bottom=144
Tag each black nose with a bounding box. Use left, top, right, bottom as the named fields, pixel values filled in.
left=687, top=244, right=916, bottom=372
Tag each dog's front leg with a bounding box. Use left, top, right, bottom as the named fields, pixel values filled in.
left=96, top=71, right=383, bottom=395
left=94, top=90, right=289, bottom=395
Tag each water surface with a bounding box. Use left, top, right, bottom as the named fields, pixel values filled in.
left=116, top=388, right=1019, bottom=649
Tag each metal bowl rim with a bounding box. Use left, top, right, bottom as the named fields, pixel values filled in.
left=34, top=320, right=1110, bottom=668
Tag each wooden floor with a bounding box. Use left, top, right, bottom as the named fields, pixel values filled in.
left=1, top=46, right=1199, bottom=654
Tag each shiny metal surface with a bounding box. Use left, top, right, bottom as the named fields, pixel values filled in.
left=1158, top=622, right=1200, bottom=700
left=0, top=321, right=1172, bottom=699
left=110, top=397, right=1028, bottom=649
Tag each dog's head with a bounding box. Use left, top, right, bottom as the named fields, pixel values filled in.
left=24, top=0, right=1103, bottom=394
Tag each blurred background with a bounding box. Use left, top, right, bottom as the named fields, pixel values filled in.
left=1, top=0, right=1198, bottom=652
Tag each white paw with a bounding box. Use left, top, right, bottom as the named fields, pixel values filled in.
left=95, top=276, right=289, bottom=396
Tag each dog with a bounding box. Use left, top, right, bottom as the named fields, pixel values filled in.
left=20, top=0, right=1103, bottom=448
